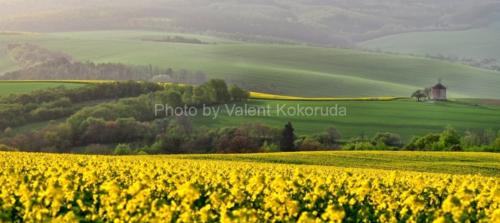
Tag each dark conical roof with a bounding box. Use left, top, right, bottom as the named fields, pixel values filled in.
left=432, top=83, right=446, bottom=90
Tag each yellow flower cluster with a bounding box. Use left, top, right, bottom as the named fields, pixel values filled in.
left=0, top=152, right=498, bottom=222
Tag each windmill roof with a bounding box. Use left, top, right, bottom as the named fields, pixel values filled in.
left=432, top=83, right=446, bottom=89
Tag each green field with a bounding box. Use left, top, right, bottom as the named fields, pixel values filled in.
left=176, top=151, right=500, bottom=177
left=360, top=23, right=500, bottom=59
left=1, top=81, right=499, bottom=141
left=1, top=31, right=500, bottom=98
left=192, top=99, right=500, bottom=140
left=0, top=82, right=85, bottom=96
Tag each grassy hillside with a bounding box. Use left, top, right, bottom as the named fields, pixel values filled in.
left=178, top=151, right=500, bottom=176
left=0, top=36, right=16, bottom=74
left=191, top=99, right=500, bottom=140
left=3, top=83, right=499, bottom=141
left=1, top=31, right=500, bottom=98
left=360, top=23, right=500, bottom=59
left=2, top=0, right=499, bottom=45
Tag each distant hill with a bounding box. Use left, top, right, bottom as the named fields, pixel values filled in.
left=1, top=31, right=500, bottom=98
left=360, top=22, right=500, bottom=60
left=1, top=0, right=500, bottom=46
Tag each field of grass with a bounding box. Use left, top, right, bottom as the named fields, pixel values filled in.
left=191, top=99, right=500, bottom=140
left=1, top=31, right=500, bottom=98
left=1, top=81, right=499, bottom=141
left=0, top=81, right=85, bottom=96
left=360, top=23, right=500, bottom=59
left=178, top=151, right=500, bottom=177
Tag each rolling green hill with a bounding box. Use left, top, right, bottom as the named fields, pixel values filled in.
left=2, top=0, right=500, bottom=45
left=0, top=81, right=84, bottom=96
left=191, top=99, right=500, bottom=140
left=1, top=81, right=499, bottom=147
left=1, top=31, right=500, bottom=98
left=360, top=23, right=500, bottom=60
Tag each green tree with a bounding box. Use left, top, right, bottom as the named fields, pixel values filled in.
left=405, top=133, right=440, bottom=150
left=229, top=85, right=250, bottom=102
left=181, top=86, right=194, bottom=104
left=280, top=122, right=296, bottom=151
left=411, top=90, right=427, bottom=102
left=372, top=132, right=402, bottom=148
left=114, top=144, right=132, bottom=155
left=193, top=85, right=211, bottom=105
left=492, top=137, right=500, bottom=148
left=319, top=126, right=342, bottom=146
left=206, top=79, right=230, bottom=104
left=165, top=91, right=182, bottom=108
left=297, top=136, right=322, bottom=151
left=438, top=126, right=461, bottom=150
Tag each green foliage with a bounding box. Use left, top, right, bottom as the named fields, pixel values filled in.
left=114, top=144, right=132, bottom=155
left=164, top=91, right=182, bottom=108
left=411, top=90, right=427, bottom=102
left=229, top=85, right=250, bottom=102
left=493, top=137, right=500, bottom=148
left=296, top=137, right=322, bottom=151
left=280, top=122, right=296, bottom=151
left=317, top=126, right=342, bottom=147
left=0, top=81, right=165, bottom=131
left=343, top=142, right=376, bottom=150
left=405, top=134, right=440, bottom=151
left=205, top=79, right=231, bottom=104
left=0, top=144, right=16, bottom=151
left=371, top=132, right=402, bottom=148
left=438, top=127, right=461, bottom=151
left=2, top=79, right=251, bottom=152
left=181, top=86, right=194, bottom=105
left=260, top=141, right=279, bottom=153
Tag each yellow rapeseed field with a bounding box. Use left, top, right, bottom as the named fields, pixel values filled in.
left=0, top=152, right=499, bottom=222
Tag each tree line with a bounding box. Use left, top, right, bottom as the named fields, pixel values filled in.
left=0, top=79, right=252, bottom=153
left=1, top=79, right=499, bottom=154
left=0, top=81, right=164, bottom=131
left=3, top=43, right=208, bottom=85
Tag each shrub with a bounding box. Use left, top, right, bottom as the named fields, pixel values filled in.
left=405, top=133, right=440, bottom=151
left=371, top=132, right=402, bottom=148
left=114, top=144, right=132, bottom=155
left=3, top=127, right=13, bottom=136
left=343, top=142, right=375, bottom=150
left=317, top=126, right=342, bottom=146
left=438, top=127, right=461, bottom=150
left=261, top=141, right=279, bottom=153
left=296, top=137, right=322, bottom=151
left=0, top=144, right=16, bottom=151
left=493, top=137, right=500, bottom=148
